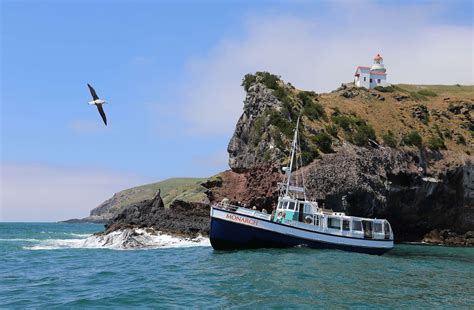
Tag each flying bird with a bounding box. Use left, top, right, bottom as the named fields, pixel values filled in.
left=87, top=83, right=108, bottom=126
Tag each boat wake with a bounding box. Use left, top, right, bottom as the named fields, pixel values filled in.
left=22, top=228, right=210, bottom=250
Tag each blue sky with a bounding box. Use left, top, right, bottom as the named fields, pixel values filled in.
left=1, top=0, right=473, bottom=221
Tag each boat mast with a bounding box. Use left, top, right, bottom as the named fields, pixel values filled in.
left=285, top=117, right=300, bottom=197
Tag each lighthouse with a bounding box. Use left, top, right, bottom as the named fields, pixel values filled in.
left=354, top=54, right=389, bottom=89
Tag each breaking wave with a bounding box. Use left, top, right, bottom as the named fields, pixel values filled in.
left=22, top=228, right=210, bottom=250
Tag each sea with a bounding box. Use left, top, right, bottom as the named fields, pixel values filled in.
left=1, top=223, right=473, bottom=309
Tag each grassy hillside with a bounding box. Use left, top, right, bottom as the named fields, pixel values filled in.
left=91, top=177, right=209, bottom=219
left=243, top=72, right=473, bottom=167
left=317, top=84, right=473, bottom=154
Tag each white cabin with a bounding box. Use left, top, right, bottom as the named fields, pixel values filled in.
left=354, top=53, right=389, bottom=89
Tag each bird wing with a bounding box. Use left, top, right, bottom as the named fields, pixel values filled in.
left=96, top=104, right=107, bottom=126
left=87, top=83, right=99, bottom=100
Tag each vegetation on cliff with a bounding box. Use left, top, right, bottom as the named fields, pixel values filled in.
left=232, top=71, right=473, bottom=171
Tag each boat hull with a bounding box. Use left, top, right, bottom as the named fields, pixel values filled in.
left=210, top=208, right=393, bottom=255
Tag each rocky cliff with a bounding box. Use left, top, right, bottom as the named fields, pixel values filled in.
left=209, top=72, right=474, bottom=245
left=91, top=72, right=474, bottom=245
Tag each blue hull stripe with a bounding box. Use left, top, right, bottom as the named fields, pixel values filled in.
left=210, top=217, right=391, bottom=255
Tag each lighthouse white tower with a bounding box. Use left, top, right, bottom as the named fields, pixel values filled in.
left=354, top=54, right=389, bottom=89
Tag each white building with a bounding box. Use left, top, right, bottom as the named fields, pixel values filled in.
left=354, top=54, right=389, bottom=89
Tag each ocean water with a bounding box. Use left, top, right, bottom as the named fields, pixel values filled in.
left=1, top=223, right=473, bottom=308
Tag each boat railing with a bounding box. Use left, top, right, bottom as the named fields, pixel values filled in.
left=214, top=202, right=272, bottom=220
left=214, top=201, right=239, bottom=212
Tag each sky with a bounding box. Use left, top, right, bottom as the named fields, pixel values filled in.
left=1, top=0, right=473, bottom=221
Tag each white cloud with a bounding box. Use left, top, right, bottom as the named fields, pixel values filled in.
left=0, top=162, right=149, bottom=222
left=177, top=2, right=473, bottom=135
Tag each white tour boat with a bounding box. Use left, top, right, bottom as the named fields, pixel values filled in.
left=210, top=118, right=394, bottom=255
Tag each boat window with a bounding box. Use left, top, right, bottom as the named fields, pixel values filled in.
left=384, top=221, right=391, bottom=239
left=342, top=220, right=350, bottom=231
left=327, top=217, right=341, bottom=229
left=352, top=220, right=363, bottom=232
left=288, top=201, right=295, bottom=210
left=282, top=201, right=288, bottom=209
left=304, top=204, right=312, bottom=214
left=314, top=215, right=319, bottom=226
left=362, top=220, right=373, bottom=239
left=374, top=222, right=383, bottom=233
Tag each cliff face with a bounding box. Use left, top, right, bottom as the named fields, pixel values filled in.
left=228, top=82, right=288, bottom=171
left=213, top=72, right=474, bottom=244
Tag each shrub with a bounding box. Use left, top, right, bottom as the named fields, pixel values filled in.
left=443, top=128, right=452, bottom=139
left=326, top=124, right=339, bottom=138
left=331, top=107, right=341, bottom=116
left=300, top=133, right=320, bottom=165
left=382, top=131, right=397, bottom=148
left=426, top=136, right=446, bottom=151
left=374, top=86, right=395, bottom=92
left=273, top=85, right=289, bottom=101
left=456, top=134, right=466, bottom=145
left=434, top=124, right=444, bottom=140
left=259, top=72, right=280, bottom=90
left=409, top=91, right=427, bottom=101
left=301, top=150, right=320, bottom=165
left=269, top=110, right=293, bottom=138
left=332, top=114, right=352, bottom=131
left=304, top=102, right=326, bottom=120
left=402, top=130, right=423, bottom=148
left=312, top=132, right=333, bottom=153
left=297, top=91, right=314, bottom=107
left=241, top=72, right=280, bottom=91
left=242, top=74, right=257, bottom=91
left=352, top=123, right=376, bottom=146
left=418, top=89, right=437, bottom=97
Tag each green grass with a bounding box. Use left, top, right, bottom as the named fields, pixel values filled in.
left=394, top=84, right=474, bottom=95
left=97, top=177, right=208, bottom=217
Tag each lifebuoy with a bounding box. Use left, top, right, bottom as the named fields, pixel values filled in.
left=304, top=216, right=313, bottom=224
left=282, top=211, right=286, bottom=218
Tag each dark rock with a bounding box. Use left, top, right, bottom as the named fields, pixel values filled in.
left=422, top=229, right=474, bottom=246
left=105, top=190, right=210, bottom=237
left=394, top=95, right=410, bottom=102
left=370, top=92, right=385, bottom=101
left=341, top=90, right=359, bottom=98
left=411, top=104, right=429, bottom=124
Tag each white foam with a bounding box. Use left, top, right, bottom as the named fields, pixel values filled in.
left=23, top=228, right=210, bottom=250
left=67, top=233, right=92, bottom=237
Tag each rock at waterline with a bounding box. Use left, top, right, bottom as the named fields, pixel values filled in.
left=104, top=189, right=210, bottom=237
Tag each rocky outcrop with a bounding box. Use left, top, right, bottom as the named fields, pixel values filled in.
left=422, top=229, right=474, bottom=246
left=204, top=166, right=282, bottom=211
left=228, top=82, right=288, bottom=172
left=219, top=74, right=474, bottom=244
left=303, top=145, right=474, bottom=242
left=104, top=190, right=210, bottom=237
